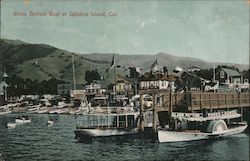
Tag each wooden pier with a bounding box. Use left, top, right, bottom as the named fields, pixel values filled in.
left=139, top=90, right=250, bottom=112
left=139, top=90, right=250, bottom=131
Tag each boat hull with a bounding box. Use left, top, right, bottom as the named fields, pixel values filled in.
left=15, top=119, right=31, bottom=123
left=37, top=110, right=48, bottom=114
left=75, top=127, right=139, bottom=141
left=7, top=123, right=16, bottom=128
left=158, top=124, right=248, bottom=143
left=0, top=111, right=11, bottom=115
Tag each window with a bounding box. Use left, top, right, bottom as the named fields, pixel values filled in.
left=220, top=71, right=225, bottom=78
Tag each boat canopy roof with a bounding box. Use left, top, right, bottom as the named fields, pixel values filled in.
left=171, top=110, right=241, bottom=122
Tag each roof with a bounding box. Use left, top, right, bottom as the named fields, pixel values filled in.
left=243, top=69, right=249, bottom=77
left=221, top=68, right=241, bottom=77
left=140, top=73, right=176, bottom=81
left=151, top=59, right=158, bottom=69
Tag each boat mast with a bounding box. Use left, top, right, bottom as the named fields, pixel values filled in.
left=72, top=55, right=76, bottom=90
left=213, top=62, right=216, bottom=93
left=169, top=63, right=173, bottom=124
left=213, top=62, right=215, bottom=82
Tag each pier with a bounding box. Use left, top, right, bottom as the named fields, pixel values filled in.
left=139, top=90, right=250, bottom=131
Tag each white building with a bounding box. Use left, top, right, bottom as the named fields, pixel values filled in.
left=139, top=59, right=172, bottom=90
left=140, top=79, right=169, bottom=90
left=85, top=82, right=106, bottom=95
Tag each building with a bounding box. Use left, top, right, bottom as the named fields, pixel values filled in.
left=111, top=75, right=133, bottom=97
left=0, top=81, right=8, bottom=106
left=0, top=72, right=8, bottom=105
left=151, top=59, right=163, bottom=75
left=85, top=81, right=106, bottom=96
left=71, top=90, right=86, bottom=100
left=216, top=67, right=241, bottom=84
left=85, top=82, right=102, bottom=95
left=242, top=69, right=249, bottom=84
left=57, top=83, right=84, bottom=96
left=57, top=84, right=71, bottom=96
left=140, top=76, right=170, bottom=90
left=139, top=60, right=171, bottom=90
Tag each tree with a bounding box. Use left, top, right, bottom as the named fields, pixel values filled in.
left=85, top=69, right=101, bottom=84
left=129, top=67, right=140, bottom=78
left=163, top=66, right=168, bottom=75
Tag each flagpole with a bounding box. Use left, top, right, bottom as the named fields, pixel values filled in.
left=113, top=54, right=117, bottom=105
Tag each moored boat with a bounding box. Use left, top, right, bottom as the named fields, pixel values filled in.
left=15, top=115, right=31, bottom=123
left=7, top=122, right=16, bottom=128
left=49, top=108, right=60, bottom=114
left=47, top=119, right=54, bottom=125
left=56, top=108, right=68, bottom=114
left=74, top=112, right=140, bottom=141
left=27, top=107, right=39, bottom=113
left=158, top=110, right=248, bottom=143
left=0, top=110, right=11, bottom=115
left=37, top=107, right=48, bottom=114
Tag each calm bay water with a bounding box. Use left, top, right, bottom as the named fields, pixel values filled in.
left=0, top=114, right=249, bottom=161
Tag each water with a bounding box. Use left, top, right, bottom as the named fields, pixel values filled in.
left=0, top=114, right=249, bottom=161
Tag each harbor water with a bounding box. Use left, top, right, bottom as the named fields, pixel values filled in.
left=0, top=114, right=249, bottom=161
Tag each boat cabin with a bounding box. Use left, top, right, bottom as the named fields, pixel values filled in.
left=78, top=113, right=139, bottom=129
left=168, top=110, right=241, bottom=132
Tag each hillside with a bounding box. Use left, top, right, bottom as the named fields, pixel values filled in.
left=0, top=39, right=248, bottom=84
left=82, top=53, right=248, bottom=71
left=0, top=39, right=128, bottom=84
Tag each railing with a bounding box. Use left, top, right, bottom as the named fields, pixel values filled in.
left=190, top=92, right=250, bottom=111
left=139, top=90, right=250, bottom=112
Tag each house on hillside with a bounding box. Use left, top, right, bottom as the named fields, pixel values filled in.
left=215, top=67, right=241, bottom=84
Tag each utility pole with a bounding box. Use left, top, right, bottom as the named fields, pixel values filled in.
left=213, top=62, right=215, bottom=82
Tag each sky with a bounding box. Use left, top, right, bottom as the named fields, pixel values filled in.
left=1, top=0, right=249, bottom=64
